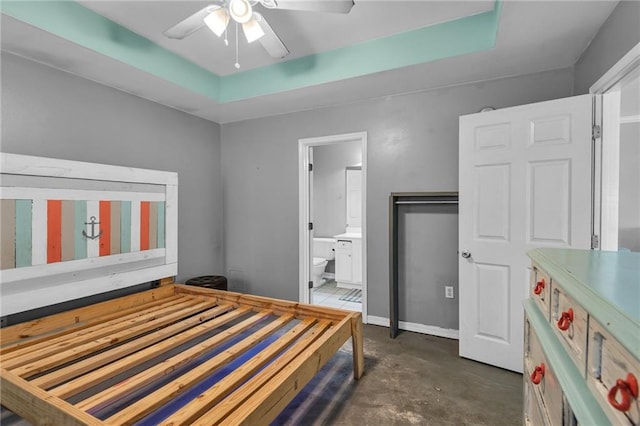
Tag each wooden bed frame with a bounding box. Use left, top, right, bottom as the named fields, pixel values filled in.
left=0, top=281, right=364, bottom=425
left=1, top=153, right=363, bottom=424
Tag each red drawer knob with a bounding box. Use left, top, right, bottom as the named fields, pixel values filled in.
left=608, top=373, right=639, bottom=412
left=530, top=363, right=545, bottom=385
left=556, top=308, right=574, bottom=331
left=533, top=279, right=545, bottom=295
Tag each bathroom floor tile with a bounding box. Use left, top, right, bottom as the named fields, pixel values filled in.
left=311, top=279, right=362, bottom=312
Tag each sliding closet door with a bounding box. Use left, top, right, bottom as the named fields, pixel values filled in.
left=458, top=94, right=592, bottom=372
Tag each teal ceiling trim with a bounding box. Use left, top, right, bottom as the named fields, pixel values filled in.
left=1, top=1, right=221, bottom=100
left=221, top=3, right=501, bottom=102
left=2, top=0, right=502, bottom=104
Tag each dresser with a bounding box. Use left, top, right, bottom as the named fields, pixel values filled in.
left=525, top=248, right=639, bottom=425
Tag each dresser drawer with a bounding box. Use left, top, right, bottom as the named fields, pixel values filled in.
left=551, top=284, right=588, bottom=374
left=526, top=317, right=564, bottom=425
left=531, top=264, right=551, bottom=320
left=524, top=378, right=550, bottom=426
left=588, top=319, right=640, bottom=425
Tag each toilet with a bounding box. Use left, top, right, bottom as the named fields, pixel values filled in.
left=312, top=237, right=336, bottom=287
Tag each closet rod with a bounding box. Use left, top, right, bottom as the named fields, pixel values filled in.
left=395, top=200, right=458, bottom=205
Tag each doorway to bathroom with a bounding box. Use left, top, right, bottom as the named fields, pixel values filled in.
left=298, top=132, right=367, bottom=321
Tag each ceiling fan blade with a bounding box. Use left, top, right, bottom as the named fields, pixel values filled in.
left=242, top=17, right=265, bottom=43
left=255, top=13, right=290, bottom=58
left=163, top=2, right=225, bottom=39
left=263, top=0, right=354, bottom=14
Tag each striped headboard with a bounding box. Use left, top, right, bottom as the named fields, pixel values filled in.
left=0, top=153, right=178, bottom=316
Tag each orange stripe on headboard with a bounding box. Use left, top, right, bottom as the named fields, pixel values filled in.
left=140, top=201, right=150, bottom=251
left=99, top=201, right=111, bottom=256
left=47, top=200, right=62, bottom=263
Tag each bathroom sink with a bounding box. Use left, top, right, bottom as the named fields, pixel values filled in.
left=333, top=232, right=362, bottom=239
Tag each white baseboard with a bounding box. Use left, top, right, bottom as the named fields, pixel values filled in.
left=367, top=315, right=459, bottom=340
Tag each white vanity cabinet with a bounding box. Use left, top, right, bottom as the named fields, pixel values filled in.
left=334, top=233, right=362, bottom=289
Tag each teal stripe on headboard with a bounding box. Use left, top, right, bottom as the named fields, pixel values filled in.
left=157, top=202, right=165, bottom=249
left=120, top=201, right=132, bottom=254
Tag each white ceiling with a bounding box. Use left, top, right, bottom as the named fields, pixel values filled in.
left=1, top=1, right=619, bottom=123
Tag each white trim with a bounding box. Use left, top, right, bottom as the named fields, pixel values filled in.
left=367, top=315, right=459, bottom=340
left=1, top=249, right=165, bottom=283
left=590, top=42, right=640, bottom=251
left=1, top=153, right=178, bottom=185
left=590, top=42, right=640, bottom=94
left=620, top=115, right=640, bottom=124
left=1, top=263, right=177, bottom=317
left=0, top=187, right=165, bottom=202
left=298, top=131, right=368, bottom=323
left=165, top=184, right=178, bottom=264
left=600, top=90, right=621, bottom=250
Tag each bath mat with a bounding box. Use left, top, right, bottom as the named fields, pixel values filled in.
left=339, top=289, right=362, bottom=303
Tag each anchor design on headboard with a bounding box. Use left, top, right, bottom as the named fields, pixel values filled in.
left=82, top=216, right=103, bottom=240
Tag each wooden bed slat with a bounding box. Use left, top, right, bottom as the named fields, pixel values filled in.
left=218, top=315, right=354, bottom=426
left=187, top=319, right=332, bottom=426
left=103, top=314, right=294, bottom=426
left=9, top=300, right=218, bottom=378
left=160, top=317, right=318, bottom=426
left=75, top=310, right=272, bottom=413
left=3, top=295, right=193, bottom=365
left=33, top=304, right=236, bottom=391
left=0, top=285, right=177, bottom=350
left=175, top=285, right=350, bottom=322
left=48, top=306, right=251, bottom=399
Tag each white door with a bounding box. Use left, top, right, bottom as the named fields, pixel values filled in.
left=308, top=148, right=315, bottom=303
left=346, top=168, right=362, bottom=229
left=459, top=94, right=592, bottom=372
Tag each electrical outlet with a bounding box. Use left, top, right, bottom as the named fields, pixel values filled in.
left=445, top=286, right=454, bottom=299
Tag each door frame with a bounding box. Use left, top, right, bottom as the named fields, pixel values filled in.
left=590, top=41, right=640, bottom=250
left=298, top=131, right=368, bottom=323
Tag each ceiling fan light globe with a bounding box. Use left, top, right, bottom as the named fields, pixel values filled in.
left=243, top=18, right=265, bottom=43
left=204, top=8, right=230, bottom=36
left=260, top=0, right=277, bottom=9
left=229, top=0, right=253, bottom=23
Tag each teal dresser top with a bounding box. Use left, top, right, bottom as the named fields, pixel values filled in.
left=528, top=248, right=640, bottom=357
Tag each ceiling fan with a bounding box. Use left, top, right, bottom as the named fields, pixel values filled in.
left=164, top=0, right=355, bottom=67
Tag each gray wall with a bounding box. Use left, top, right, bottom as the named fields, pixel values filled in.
left=398, top=204, right=459, bottom=329
left=1, top=52, right=224, bottom=284
left=573, top=0, right=640, bottom=94
left=221, top=68, right=574, bottom=318
left=619, top=123, right=640, bottom=252
left=313, top=142, right=362, bottom=238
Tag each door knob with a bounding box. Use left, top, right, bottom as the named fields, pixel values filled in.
left=461, top=251, right=471, bottom=259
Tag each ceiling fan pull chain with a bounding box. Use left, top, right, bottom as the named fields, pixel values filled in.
left=224, top=26, right=229, bottom=46
left=235, top=23, right=240, bottom=69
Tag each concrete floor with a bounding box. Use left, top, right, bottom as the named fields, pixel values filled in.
left=329, top=324, right=523, bottom=425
